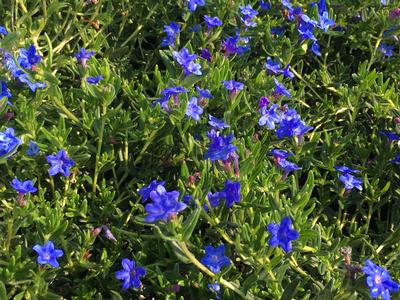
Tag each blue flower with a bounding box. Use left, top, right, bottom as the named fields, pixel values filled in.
left=204, top=130, right=237, bottom=162
left=276, top=118, right=313, bottom=139
left=240, top=4, right=258, bottom=27
left=161, top=22, right=180, bottom=47
left=0, top=25, right=8, bottom=35
left=381, top=0, right=387, bottom=5
left=379, top=44, right=394, bottom=57
left=282, top=65, right=294, bottom=79
left=362, top=260, right=399, bottom=300
left=196, top=86, right=213, bottom=99
left=298, top=21, right=317, bottom=42
left=173, top=48, right=202, bottom=76
left=334, top=166, right=360, bottom=174
left=32, top=241, right=64, bottom=267
left=222, top=80, right=244, bottom=94
left=200, top=245, right=231, bottom=273
left=138, top=180, right=165, bottom=203
left=208, top=115, right=229, bottom=129
left=390, top=154, right=400, bottom=164
left=154, top=86, right=188, bottom=111
left=26, top=140, right=40, bottom=156
left=144, top=188, right=187, bottom=222
left=0, top=128, right=21, bottom=157
left=379, top=131, right=400, bottom=141
left=311, top=41, right=321, bottom=56
left=182, top=194, right=195, bottom=206
left=2, top=51, right=46, bottom=92
left=205, top=191, right=223, bottom=210
left=270, top=149, right=292, bottom=160
left=1, top=81, right=12, bottom=104
left=267, top=216, right=299, bottom=253
left=339, top=173, right=363, bottom=191
left=223, top=34, right=250, bottom=56
left=11, top=178, right=37, bottom=194
left=271, top=26, right=285, bottom=36
left=318, top=11, right=335, bottom=32
left=17, top=45, right=41, bottom=69
left=46, top=150, right=75, bottom=177
left=281, top=0, right=293, bottom=10
left=221, top=180, right=241, bottom=208
left=186, top=97, right=203, bottom=121
left=86, top=75, right=103, bottom=84
left=188, top=0, right=205, bottom=12
left=208, top=282, right=222, bottom=299
left=264, top=57, right=281, bottom=74
left=259, top=104, right=281, bottom=129
left=273, top=78, right=291, bottom=98
left=278, top=159, right=301, bottom=175
left=74, top=48, right=94, bottom=66
left=115, top=258, right=146, bottom=290
left=276, top=109, right=313, bottom=140
left=259, top=1, right=271, bottom=10
left=204, top=15, right=222, bottom=28
left=161, top=86, right=188, bottom=98
left=209, top=282, right=221, bottom=292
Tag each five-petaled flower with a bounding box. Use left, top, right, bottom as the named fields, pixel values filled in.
left=11, top=178, right=37, bottom=206
left=17, top=45, right=41, bottom=69
left=138, top=179, right=166, bottom=203
left=187, top=0, right=205, bottom=12
left=173, top=48, right=202, bottom=76
left=204, top=15, right=222, bottom=29
left=200, top=244, right=231, bottom=273
left=33, top=241, right=64, bottom=267
left=144, top=186, right=187, bottom=222
left=221, top=180, right=241, bottom=208
left=11, top=178, right=37, bottom=194
left=0, top=128, right=21, bottom=157
left=222, top=80, right=244, bottom=97
left=26, top=140, right=40, bottom=156
left=46, top=150, right=75, bottom=177
left=267, top=216, right=299, bottom=253
left=339, top=173, right=363, bottom=191
left=186, top=97, right=204, bottom=121
left=115, top=258, right=146, bottom=290
left=362, top=260, right=399, bottom=300
left=204, top=130, right=237, bottom=162
left=74, top=48, right=94, bottom=67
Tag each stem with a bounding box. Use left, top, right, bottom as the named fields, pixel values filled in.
left=178, top=242, right=253, bottom=300
left=92, top=106, right=106, bottom=193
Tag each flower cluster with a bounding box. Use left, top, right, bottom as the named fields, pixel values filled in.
left=259, top=104, right=313, bottom=141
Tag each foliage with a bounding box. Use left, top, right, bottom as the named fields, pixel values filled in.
left=0, top=0, right=400, bottom=299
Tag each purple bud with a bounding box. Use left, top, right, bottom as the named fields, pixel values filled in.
left=201, top=48, right=212, bottom=61
left=101, top=225, right=117, bottom=241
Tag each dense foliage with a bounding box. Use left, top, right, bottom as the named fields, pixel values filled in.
left=0, top=0, right=400, bottom=299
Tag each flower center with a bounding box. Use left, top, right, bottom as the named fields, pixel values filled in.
left=375, top=275, right=382, bottom=284
left=211, top=255, right=219, bottom=262
left=43, top=253, right=51, bottom=260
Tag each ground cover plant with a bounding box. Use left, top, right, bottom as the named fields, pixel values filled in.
left=0, top=0, right=400, bottom=299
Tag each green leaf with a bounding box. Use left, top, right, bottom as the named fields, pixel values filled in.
left=181, top=208, right=201, bottom=242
